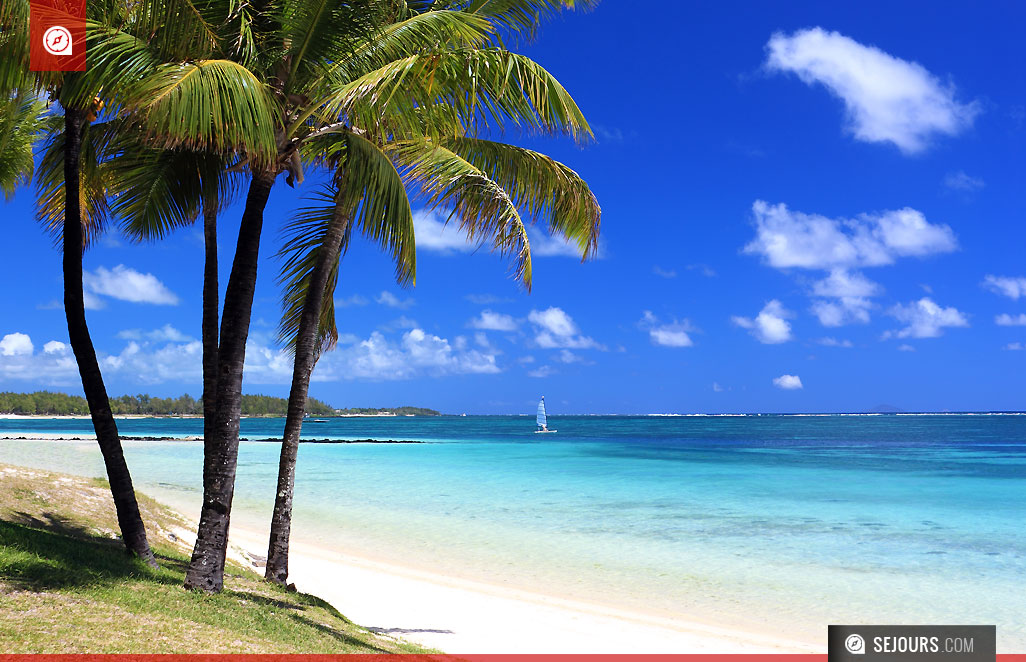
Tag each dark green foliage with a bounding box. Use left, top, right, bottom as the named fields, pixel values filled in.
left=0, top=391, right=336, bottom=416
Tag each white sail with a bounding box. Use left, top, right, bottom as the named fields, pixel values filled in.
left=536, top=397, right=547, bottom=429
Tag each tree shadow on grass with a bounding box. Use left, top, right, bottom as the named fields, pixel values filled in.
left=228, top=589, right=392, bottom=652
left=0, top=516, right=171, bottom=591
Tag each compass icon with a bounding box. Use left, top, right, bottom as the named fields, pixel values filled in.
left=43, top=26, right=73, bottom=56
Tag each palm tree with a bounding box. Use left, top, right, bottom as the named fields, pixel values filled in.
left=261, top=2, right=601, bottom=585
left=179, top=0, right=597, bottom=593
left=10, top=0, right=277, bottom=564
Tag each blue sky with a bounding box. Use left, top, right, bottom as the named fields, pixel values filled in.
left=2, top=2, right=1025, bottom=414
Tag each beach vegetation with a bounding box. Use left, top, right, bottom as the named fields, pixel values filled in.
left=0, top=464, right=431, bottom=653
left=0, top=391, right=337, bottom=417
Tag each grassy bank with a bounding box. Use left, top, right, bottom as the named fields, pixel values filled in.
left=0, top=463, right=431, bottom=653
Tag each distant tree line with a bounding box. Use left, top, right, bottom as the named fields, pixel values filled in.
left=336, top=406, right=440, bottom=416
left=0, top=391, right=336, bottom=416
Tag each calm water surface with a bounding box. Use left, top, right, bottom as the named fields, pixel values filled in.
left=1, top=414, right=1024, bottom=647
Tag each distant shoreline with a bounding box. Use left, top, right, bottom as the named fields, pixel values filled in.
left=0, top=433, right=424, bottom=444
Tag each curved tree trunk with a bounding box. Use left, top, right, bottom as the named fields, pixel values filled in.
left=201, top=196, right=219, bottom=480
left=264, top=208, right=349, bottom=585
left=62, top=107, right=157, bottom=567
left=185, top=170, right=275, bottom=592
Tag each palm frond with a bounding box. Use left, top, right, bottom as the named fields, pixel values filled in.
left=455, top=0, right=598, bottom=42
left=35, top=119, right=118, bottom=248
left=317, top=48, right=592, bottom=144
left=276, top=185, right=352, bottom=353
left=122, top=59, right=279, bottom=162
left=277, top=129, right=415, bottom=351
left=391, top=138, right=533, bottom=288
left=446, top=136, right=599, bottom=258
left=0, top=92, right=47, bottom=199
left=108, top=147, right=238, bottom=242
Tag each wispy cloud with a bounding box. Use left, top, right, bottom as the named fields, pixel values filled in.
left=376, top=291, right=414, bottom=309
left=652, top=266, right=677, bottom=279
left=983, top=275, right=1026, bottom=300
left=765, top=27, right=979, bottom=153
left=996, top=313, right=1026, bottom=327
left=468, top=310, right=519, bottom=332
left=944, top=171, right=985, bottom=192
left=884, top=298, right=968, bottom=339
left=639, top=311, right=694, bottom=347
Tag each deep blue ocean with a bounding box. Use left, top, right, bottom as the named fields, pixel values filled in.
left=1, top=413, right=1024, bottom=646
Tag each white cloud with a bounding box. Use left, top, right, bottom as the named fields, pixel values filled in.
left=527, top=365, right=555, bottom=378
left=83, top=265, right=179, bottom=306
left=811, top=297, right=872, bottom=327
left=944, top=171, right=984, bottom=192
left=811, top=269, right=881, bottom=298
left=772, top=374, right=803, bottom=390
left=0, top=334, right=78, bottom=384
left=1004, top=342, right=1024, bottom=351
left=732, top=300, right=794, bottom=344
left=413, top=209, right=477, bottom=253
left=983, top=275, right=1026, bottom=300
left=996, top=313, right=1026, bottom=327
left=518, top=355, right=536, bottom=364
left=712, top=382, right=724, bottom=392
left=376, top=291, right=414, bottom=309
left=43, top=340, right=67, bottom=354
left=468, top=310, right=519, bottom=332
left=528, top=307, right=603, bottom=350
left=652, top=266, right=677, bottom=279
left=816, top=337, right=853, bottom=348
left=555, top=349, right=585, bottom=364
left=885, top=298, right=969, bottom=339
left=336, top=294, right=369, bottom=307
left=117, top=324, right=192, bottom=343
left=639, top=311, right=694, bottom=347
left=765, top=27, right=979, bottom=153
left=745, top=201, right=958, bottom=270
left=0, top=333, right=34, bottom=356
left=898, top=344, right=916, bottom=352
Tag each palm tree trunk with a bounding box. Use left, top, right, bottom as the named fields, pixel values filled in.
left=201, top=195, right=219, bottom=477
left=185, top=169, right=275, bottom=592
left=264, top=208, right=349, bottom=585
left=62, top=107, right=156, bottom=567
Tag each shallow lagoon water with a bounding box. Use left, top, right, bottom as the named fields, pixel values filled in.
left=2, top=414, right=1024, bottom=647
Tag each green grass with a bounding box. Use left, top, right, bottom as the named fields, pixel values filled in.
left=0, top=463, right=433, bottom=653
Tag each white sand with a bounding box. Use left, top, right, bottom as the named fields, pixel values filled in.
left=220, top=525, right=819, bottom=654
left=1, top=441, right=819, bottom=653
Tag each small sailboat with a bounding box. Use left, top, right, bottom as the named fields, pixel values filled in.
left=534, top=396, right=556, bottom=434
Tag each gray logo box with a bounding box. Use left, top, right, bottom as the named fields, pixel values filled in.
left=829, top=625, right=995, bottom=662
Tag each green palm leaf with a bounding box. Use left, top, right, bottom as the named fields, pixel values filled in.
left=122, top=59, right=279, bottom=162
left=0, top=92, right=46, bottom=199
left=445, top=136, right=599, bottom=258
left=391, top=138, right=534, bottom=287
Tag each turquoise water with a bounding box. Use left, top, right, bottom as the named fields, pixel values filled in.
left=1, top=414, right=1024, bottom=647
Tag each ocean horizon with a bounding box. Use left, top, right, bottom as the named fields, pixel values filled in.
left=2, top=413, right=1024, bottom=648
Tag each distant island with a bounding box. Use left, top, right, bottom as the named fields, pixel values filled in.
left=334, top=406, right=440, bottom=417
left=0, top=391, right=438, bottom=418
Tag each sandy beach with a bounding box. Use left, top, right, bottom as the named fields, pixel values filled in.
left=220, top=521, right=818, bottom=653
left=0, top=433, right=817, bottom=653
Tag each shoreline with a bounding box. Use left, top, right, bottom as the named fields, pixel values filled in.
left=0, top=438, right=818, bottom=653
left=212, top=508, right=820, bottom=653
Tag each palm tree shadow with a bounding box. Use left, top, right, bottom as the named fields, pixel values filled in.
left=230, top=589, right=393, bottom=652
left=0, top=516, right=170, bottom=590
